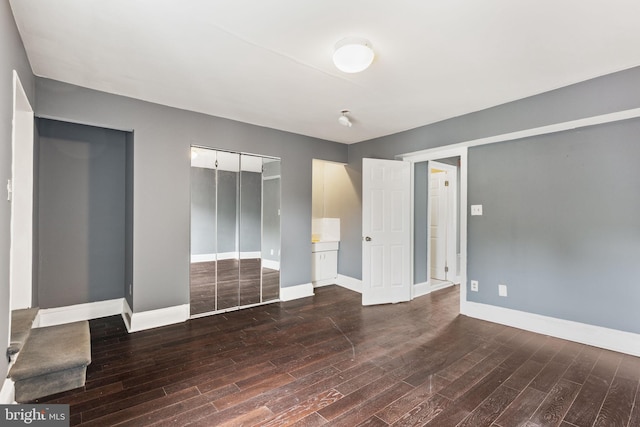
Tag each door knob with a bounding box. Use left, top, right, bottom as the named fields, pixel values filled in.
left=364, top=236, right=372, bottom=242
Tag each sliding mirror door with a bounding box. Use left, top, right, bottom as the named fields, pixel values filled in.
left=190, top=148, right=218, bottom=315
left=190, top=147, right=280, bottom=317
left=262, top=158, right=281, bottom=302
left=239, top=154, right=262, bottom=306
left=216, top=151, right=241, bottom=311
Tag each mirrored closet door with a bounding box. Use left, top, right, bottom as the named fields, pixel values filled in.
left=190, top=147, right=281, bottom=317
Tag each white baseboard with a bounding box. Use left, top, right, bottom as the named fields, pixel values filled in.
left=413, top=281, right=430, bottom=298
left=312, top=278, right=337, bottom=288
left=122, top=298, right=133, bottom=331
left=462, top=301, right=640, bottom=357
left=280, top=283, right=314, bottom=301
left=191, top=253, right=217, bottom=263
left=262, top=259, right=280, bottom=271
left=336, top=275, right=362, bottom=294
left=36, top=298, right=124, bottom=328
left=126, top=304, right=189, bottom=333
left=191, top=252, right=264, bottom=263
left=0, top=378, right=15, bottom=404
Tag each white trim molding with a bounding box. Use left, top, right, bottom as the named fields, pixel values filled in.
left=336, top=275, right=362, bottom=294
left=36, top=298, right=124, bottom=328
left=462, top=301, right=640, bottom=357
left=190, top=253, right=217, bottom=263
left=191, top=252, right=264, bottom=263
left=0, top=378, right=15, bottom=404
left=400, top=107, right=640, bottom=158
left=413, top=281, right=430, bottom=298
left=262, top=259, right=280, bottom=271
left=122, top=298, right=133, bottom=331
left=280, top=283, right=314, bottom=301
left=126, top=304, right=190, bottom=333
left=400, top=146, right=469, bottom=315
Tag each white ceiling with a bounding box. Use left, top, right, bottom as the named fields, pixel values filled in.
left=10, top=0, right=640, bottom=144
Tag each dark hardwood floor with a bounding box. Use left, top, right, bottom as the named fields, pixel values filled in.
left=33, top=285, right=640, bottom=426
left=190, top=259, right=280, bottom=315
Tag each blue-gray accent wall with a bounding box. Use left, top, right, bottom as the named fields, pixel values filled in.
left=346, top=66, right=640, bottom=335
left=468, top=120, right=640, bottom=333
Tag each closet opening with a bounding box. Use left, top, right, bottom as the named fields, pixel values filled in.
left=189, top=147, right=281, bottom=317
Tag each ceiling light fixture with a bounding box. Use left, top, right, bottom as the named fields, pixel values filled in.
left=332, top=37, right=374, bottom=73
left=338, top=110, right=352, bottom=127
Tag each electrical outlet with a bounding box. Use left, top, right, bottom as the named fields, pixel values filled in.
left=470, top=280, right=479, bottom=292
left=498, top=284, right=508, bottom=297
left=471, top=204, right=483, bottom=216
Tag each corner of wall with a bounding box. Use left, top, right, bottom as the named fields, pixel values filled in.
left=279, top=283, right=314, bottom=301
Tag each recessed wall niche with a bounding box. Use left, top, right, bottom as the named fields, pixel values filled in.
left=36, top=118, right=134, bottom=309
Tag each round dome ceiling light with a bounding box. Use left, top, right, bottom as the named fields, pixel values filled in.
left=332, top=37, right=374, bottom=73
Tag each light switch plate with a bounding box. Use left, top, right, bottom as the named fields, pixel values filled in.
left=498, top=284, right=508, bottom=297
left=471, top=204, right=483, bottom=216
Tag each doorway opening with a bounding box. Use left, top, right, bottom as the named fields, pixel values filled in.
left=401, top=146, right=467, bottom=306
left=428, top=159, right=459, bottom=291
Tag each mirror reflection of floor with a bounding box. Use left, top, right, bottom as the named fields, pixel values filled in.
left=190, top=258, right=280, bottom=316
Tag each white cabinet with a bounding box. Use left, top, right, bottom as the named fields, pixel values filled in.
left=312, top=241, right=339, bottom=286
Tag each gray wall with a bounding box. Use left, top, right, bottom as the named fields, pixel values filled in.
left=468, top=121, right=640, bottom=333
left=1, top=0, right=35, bottom=383
left=413, top=161, right=428, bottom=284
left=346, top=66, right=640, bottom=335
left=35, top=77, right=347, bottom=312
left=37, top=119, right=127, bottom=308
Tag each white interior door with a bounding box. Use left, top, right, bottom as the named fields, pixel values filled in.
left=429, top=170, right=447, bottom=280
left=428, top=161, right=458, bottom=283
left=362, top=158, right=410, bottom=305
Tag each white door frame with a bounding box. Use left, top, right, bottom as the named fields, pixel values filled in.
left=399, top=146, right=468, bottom=313
left=428, top=160, right=458, bottom=285
left=10, top=70, right=34, bottom=313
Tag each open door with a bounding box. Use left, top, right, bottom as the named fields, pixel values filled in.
left=429, top=160, right=457, bottom=283
left=362, top=158, right=411, bottom=305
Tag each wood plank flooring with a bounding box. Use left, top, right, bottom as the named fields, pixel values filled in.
left=33, top=285, right=640, bottom=426
left=190, top=259, right=280, bottom=315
